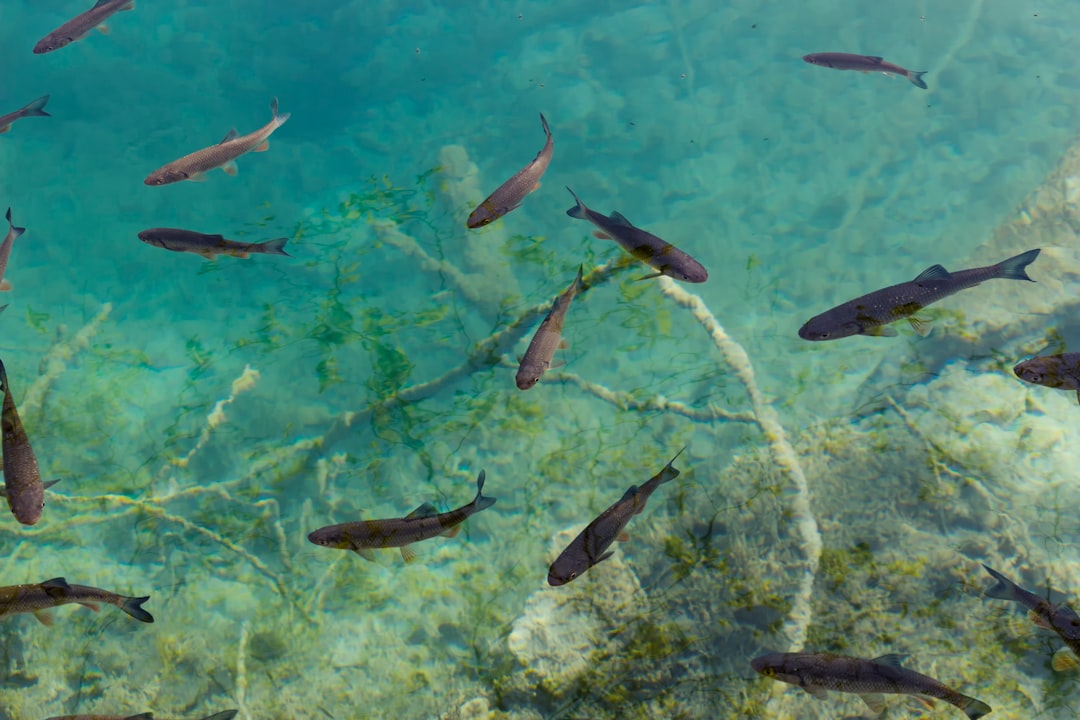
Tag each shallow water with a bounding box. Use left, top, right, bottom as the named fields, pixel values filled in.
left=2, top=1, right=1080, bottom=718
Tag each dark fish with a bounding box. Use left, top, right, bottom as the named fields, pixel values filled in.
left=33, top=0, right=135, bottom=54
left=1013, top=353, right=1080, bottom=405
left=803, top=52, right=928, bottom=90
left=138, top=228, right=290, bottom=260
left=0, top=358, right=56, bottom=525
left=751, top=651, right=991, bottom=718
left=516, top=264, right=583, bottom=390
left=467, top=113, right=552, bottom=228
left=45, top=713, right=237, bottom=720
left=0, top=96, right=50, bottom=134
left=0, top=577, right=152, bottom=624
left=565, top=188, right=708, bottom=282
left=799, top=248, right=1040, bottom=341
left=145, top=98, right=290, bottom=185
left=308, top=470, right=496, bottom=563
left=982, top=564, right=1080, bottom=671
left=0, top=208, right=26, bottom=291
left=548, top=449, right=682, bottom=586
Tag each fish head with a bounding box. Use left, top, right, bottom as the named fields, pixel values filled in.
left=136, top=231, right=165, bottom=248
left=547, top=555, right=587, bottom=586
left=7, top=486, right=45, bottom=526
left=666, top=261, right=709, bottom=283
left=33, top=35, right=70, bottom=54
left=144, top=169, right=189, bottom=186
left=307, top=527, right=353, bottom=550
left=1050, top=605, right=1080, bottom=640
left=466, top=206, right=497, bottom=229
left=750, top=653, right=792, bottom=681
left=802, top=54, right=824, bottom=66
left=1013, top=358, right=1074, bottom=389
left=515, top=364, right=542, bottom=390
left=798, top=317, right=860, bottom=341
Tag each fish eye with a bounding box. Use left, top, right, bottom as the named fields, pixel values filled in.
left=569, top=572, right=577, bottom=580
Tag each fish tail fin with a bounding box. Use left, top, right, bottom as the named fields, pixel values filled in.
left=981, top=564, right=1021, bottom=601
left=959, top=696, right=992, bottom=719
left=259, top=237, right=290, bottom=256
left=120, top=595, right=154, bottom=623
left=909, top=71, right=928, bottom=90
left=5, top=208, right=25, bottom=240
left=472, top=469, right=497, bottom=511
left=994, top=248, right=1040, bottom=282
left=21, top=95, right=50, bottom=117
left=565, top=187, right=587, bottom=219
left=539, top=112, right=551, bottom=138
left=270, top=97, right=291, bottom=127
left=660, top=447, right=687, bottom=484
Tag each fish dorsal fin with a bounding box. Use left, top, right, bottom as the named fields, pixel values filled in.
left=40, top=577, right=71, bottom=598
left=608, top=211, right=634, bottom=228
left=93, top=0, right=112, bottom=7
left=404, top=502, right=439, bottom=520
left=859, top=693, right=886, bottom=713
left=220, top=128, right=239, bottom=144
left=867, top=55, right=884, bottom=62
left=913, top=264, right=951, bottom=282
left=619, top=485, right=639, bottom=502
left=872, top=653, right=907, bottom=668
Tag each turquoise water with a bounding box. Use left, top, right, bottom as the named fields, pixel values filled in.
left=2, top=0, right=1080, bottom=718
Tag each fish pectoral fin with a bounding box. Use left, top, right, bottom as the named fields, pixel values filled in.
left=1052, top=647, right=1080, bottom=672
left=907, top=316, right=932, bottom=337
left=42, top=479, right=61, bottom=491
left=254, top=140, right=270, bottom=152
left=404, top=502, right=439, bottom=520
left=636, top=271, right=663, bottom=281
left=859, top=325, right=898, bottom=337
left=859, top=693, right=886, bottom=714
left=222, top=160, right=239, bottom=176
left=96, top=23, right=110, bottom=35
left=595, top=551, right=614, bottom=565
left=32, top=610, right=54, bottom=626
left=592, top=231, right=612, bottom=240
left=548, top=360, right=566, bottom=370
left=220, top=128, right=239, bottom=144
left=352, top=548, right=377, bottom=562
left=400, top=545, right=418, bottom=563
left=913, top=264, right=952, bottom=283
left=77, top=602, right=101, bottom=612
left=188, top=173, right=209, bottom=182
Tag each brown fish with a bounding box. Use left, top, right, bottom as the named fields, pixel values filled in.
left=144, top=98, right=290, bottom=185
left=548, top=449, right=682, bottom=586
left=803, top=52, right=928, bottom=90
left=467, top=113, right=552, bottom=228
left=0, top=577, right=152, bottom=624
left=0, top=357, right=57, bottom=525
left=137, top=228, right=290, bottom=259
left=0, top=96, right=50, bottom=134
left=1013, top=352, right=1080, bottom=405
left=33, top=0, right=135, bottom=54
left=308, top=470, right=496, bottom=562
left=752, top=651, right=990, bottom=718
left=0, top=208, right=26, bottom=291
left=45, top=712, right=237, bottom=720
left=516, top=264, right=583, bottom=390
left=983, top=564, right=1080, bottom=671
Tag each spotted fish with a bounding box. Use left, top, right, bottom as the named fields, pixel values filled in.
left=0, top=358, right=56, bottom=525
left=803, top=52, right=928, bottom=89
left=1013, top=353, right=1080, bottom=405
left=0, top=577, right=152, bottom=624
left=983, top=564, right=1080, bottom=671
left=516, top=264, right=583, bottom=390
left=34, top=0, right=135, bottom=54
left=138, top=228, right=290, bottom=259
left=467, top=113, right=552, bottom=228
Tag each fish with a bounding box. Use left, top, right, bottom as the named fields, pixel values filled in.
left=565, top=188, right=708, bottom=283
left=45, top=712, right=238, bottom=720
left=33, top=0, right=135, bottom=54
left=1013, top=353, right=1080, bottom=405
left=982, top=564, right=1080, bottom=671
left=308, top=470, right=496, bottom=563
left=799, top=248, right=1040, bottom=341
left=751, top=651, right=992, bottom=719
left=516, top=265, right=583, bottom=390
left=803, top=52, right=928, bottom=90
left=0, top=358, right=58, bottom=525
left=548, top=449, right=683, bottom=586
left=138, top=228, right=290, bottom=260
left=144, top=98, right=290, bottom=185
left=0, top=96, right=50, bottom=134
left=466, top=113, right=552, bottom=228
left=0, top=577, right=152, bottom=624
left=0, top=208, right=26, bottom=291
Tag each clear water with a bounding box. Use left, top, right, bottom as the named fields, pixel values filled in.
left=1, top=0, right=1080, bottom=718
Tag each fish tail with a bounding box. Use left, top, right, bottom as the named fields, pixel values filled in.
left=539, top=112, right=551, bottom=139
left=659, top=447, right=686, bottom=483
left=908, top=71, right=928, bottom=90
left=259, top=237, right=290, bottom=256
left=958, top=695, right=992, bottom=719
left=565, top=187, right=588, bottom=219
left=20, top=95, right=50, bottom=117
left=982, top=564, right=1022, bottom=601
left=270, top=97, right=291, bottom=127
left=5, top=208, right=25, bottom=240
left=471, top=469, right=497, bottom=511
left=120, top=595, right=154, bottom=623
left=993, top=248, right=1040, bottom=282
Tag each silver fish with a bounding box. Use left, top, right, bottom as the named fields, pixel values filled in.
left=45, top=713, right=237, bottom=720
left=0, top=208, right=26, bottom=291
left=1013, top=353, right=1080, bottom=405
left=308, top=470, right=496, bottom=563
left=799, top=248, right=1040, bottom=341
left=138, top=228, right=290, bottom=260
left=751, top=651, right=991, bottom=718
left=565, top=188, right=708, bottom=283
left=516, top=265, right=583, bottom=390
left=983, top=564, right=1080, bottom=671
left=145, top=98, right=290, bottom=185
left=548, top=449, right=682, bottom=586
left=803, top=52, right=928, bottom=90
left=33, top=0, right=135, bottom=54
left=0, top=358, right=56, bottom=525
left=0, top=577, right=152, bottom=624
left=467, top=113, right=552, bottom=228
left=0, top=96, right=50, bottom=134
